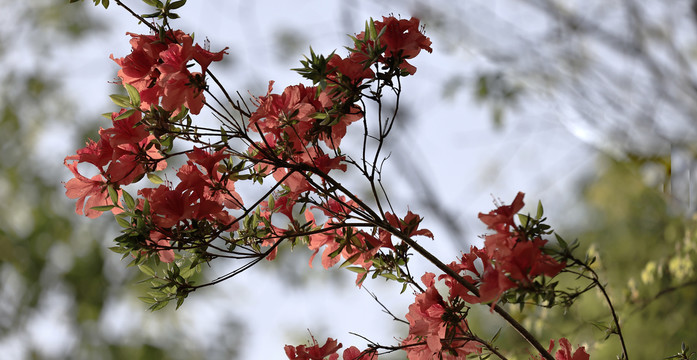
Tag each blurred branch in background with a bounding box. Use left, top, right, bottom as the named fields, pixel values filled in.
left=404, top=0, right=697, bottom=211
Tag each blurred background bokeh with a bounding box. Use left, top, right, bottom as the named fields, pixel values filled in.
left=1, top=0, right=696, bottom=359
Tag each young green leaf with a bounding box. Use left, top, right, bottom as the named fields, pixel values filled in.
left=122, top=190, right=136, bottom=210
left=109, top=94, right=131, bottom=108
left=536, top=200, right=544, bottom=219
left=147, top=173, right=164, bottom=184
left=124, top=83, right=141, bottom=108
left=138, top=264, right=156, bottom=277
left=107, top=185, right=119, bottom=205
left=90, top=205, right=115, bottom=212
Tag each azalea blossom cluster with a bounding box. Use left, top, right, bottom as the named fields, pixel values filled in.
left=111, top=30, right=227, bottom=114
left=395, top=193, right=570, bottom=359
left=64, top=110, right=165, bottom=218
left=65, top=2, right=598, bottom=358
left=448, top=192, right=566, bottom=307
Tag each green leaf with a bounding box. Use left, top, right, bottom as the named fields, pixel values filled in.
left=147, top=173, right=164, bottom=184
left=356, top=272, right=368, bottom=286
left=168, top=0, right=186, bottom=9
left=175, top=296, right=186, bottom=309
left=220, top=126, right=228, bottom=143
left=138, top=264, right=156, bottom=277
left=108, top=246, right=125, bottom=254
left=114, top=109, right=136, bottom=121
left=536, top=200, right=544, bottom=219
left=345, top=266, right=367, bottom=274
left=115, top=215, right=131, bottom=228
left=490, top=328, right=502, bottom=342
left=149, top=300, right=169, bottom=311
left=267, top=194, right=275, bottom=211
left=109, top=94, right=131, bottom=108
left=90, top=205, right=115, bottom=211
left=380, top=273, right=399, bottom=281
left=143, top=198, right=151, bottom=215
left=107, top=185, right=119, bottom=205
left=124, top=83, right=141, bottom=108
left=122, top=190, right=136, bottom=210
left=368, top=19, right=377, bottom=40
left=180, top=266, right=196, bottom=279
left=142, top=11, right=162, bottom=18
left=517, top=213, right=528, bottom=227
left=138, top=296, right=157, bottom=304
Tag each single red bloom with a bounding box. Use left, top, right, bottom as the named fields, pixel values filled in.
left=101, top=109, right=149, bottom=148
left=193, top=43, right=228, bottom=73
left=478, top=191, right=525, bottom=234
left=159, top=70, right=205, bottom=114
left=327, top=53, right=374, bottom=86
left=284, top=336, right=342, bottom=360
left=64, top=160, right=121, bottom=218
left=71, top=136, right=113, bottom=169
left=110, top=33, right=166, bottom=92
left=532, top=338, right=590, bottom=360
left=375, top=16, right=433, bottom=59
left=402, top=273, right=481, bottom=359
left=554, top=338, right=590, bottom=360
left=381, top=211, right=434, bottom=246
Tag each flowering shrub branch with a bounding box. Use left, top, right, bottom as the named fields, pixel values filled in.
left=62, top=0, right=688, bottom=358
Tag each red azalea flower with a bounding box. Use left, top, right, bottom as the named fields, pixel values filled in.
left=374, top=16, right=433, bottom=59
left=193, top=43, right=228, bottom=73
left=284, top=336, right=342, bottom=360
left=478, top=191, right=525, bottom=234
left=402, top=273, right=481, bottom=359
left=101, top=109, right=149, bottom=148
left=64, top=160, right=121, bottom=218
left=110, top=33, right=167, bottom=104
left=531, top=339, right=590, bottom=360
left=327, top=53, right=374, bottom=86
left=71, top=136, right=113, bottom=169
left=355, top=16, right=432, bottom=75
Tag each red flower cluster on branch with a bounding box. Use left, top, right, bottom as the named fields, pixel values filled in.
left=401, top=273, right=482, bottom=359
left=64, top=110, right=165, bottom=218
left=443, top=192, right=566, bottom=307
left=401, top=193, right=569, bottom=356
left=111, top=31, right=227, bottom=114
left=356, top=16, right=432, bottom=75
